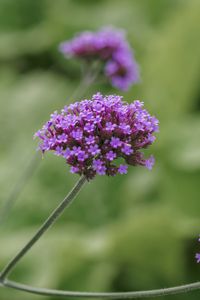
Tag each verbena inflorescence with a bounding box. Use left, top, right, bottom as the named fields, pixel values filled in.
left=35, top=93, right=158, bottom=180
left=196, top=236, right=200, bottom=263
left=59, top=27, right=139, bottom=91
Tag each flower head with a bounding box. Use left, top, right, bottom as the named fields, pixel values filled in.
left=35, top=93, right=159, bottom=180
left=59, top=27, right=139, bottom=91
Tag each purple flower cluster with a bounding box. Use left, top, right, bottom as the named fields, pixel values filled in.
left=35, top=93, right=158, bottom=180
left=196, top=235, right=200, bottom=263
left=196, top=253, right=200, bottom=263
left=59, top=27, right=139, bottom=91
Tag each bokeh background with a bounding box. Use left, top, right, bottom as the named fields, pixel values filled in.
left=0, top=0, right=200, bottom=299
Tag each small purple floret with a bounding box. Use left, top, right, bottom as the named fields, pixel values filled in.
left=110, top=137, right=122, bottom=148
left=122, top=144, right=133, bottom=155
left=96, top=165, right=106, bottom=176
left=85, top=135, right=95, bottom=145
left=71, top=129, right=83, bottom=141
left=105, top=122, right=116, bottom=132
left=145, top=155, right=155, bottom=170
left=88, top=144, right=100, bottom=156
left=35, top=93, right=159, bottom=179
left=118, top=165, right=128, bottom=174
left=106, top=151, right=116, bottom=161
left=77, top=150, right=88, bottom=162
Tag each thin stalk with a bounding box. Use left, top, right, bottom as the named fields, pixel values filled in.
left=0, top=175, right=87, bottom=281
left=0, top=152, right=39, bottom=225
left=69, top=60, right=101, bottom=102
left=1, top=278, right=200, bottom=299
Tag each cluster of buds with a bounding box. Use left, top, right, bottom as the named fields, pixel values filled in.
left=59, top=27, right=139, bottom=91
left=35, top=93, right=158, bottom=180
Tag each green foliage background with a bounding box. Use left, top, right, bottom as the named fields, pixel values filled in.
left=0, top=0, right=200, bottom=299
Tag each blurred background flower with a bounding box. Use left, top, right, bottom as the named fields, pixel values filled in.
left=59, top=27, right=140, bottom=90
left=0, top=1, right=200, bottom=299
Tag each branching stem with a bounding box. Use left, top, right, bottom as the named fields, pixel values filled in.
left=1, top=278, right=200, bottom=298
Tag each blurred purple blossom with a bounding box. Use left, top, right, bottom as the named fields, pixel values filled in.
left=59, top=27, right=139, bottom=91
left=196, top=253, right=200, bottom=263
left=196, top=235, right=200, bottom=263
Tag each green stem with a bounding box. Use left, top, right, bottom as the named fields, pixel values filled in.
left=0, top=152, right=40, bottom=225
left=0, top=175, right=87, bottom=281
left=69, top=60, right=101, bottom=102
left=1, top=279, right=200, bottom=298
left=0, top=174, right=200, bottom=298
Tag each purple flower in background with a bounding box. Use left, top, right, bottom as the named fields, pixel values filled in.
left=35, top=93, right=158, bottom=180
left=196, top=253, right=200, bottom=263
left=105, top=49, right=139, bottom=91
left=145, top=155, right=155, bottom=170
left=196, top=236, right=200, bottom=263
left=59, top=27, right=139, bottom=91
